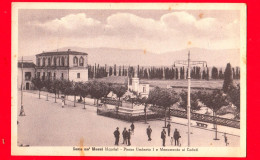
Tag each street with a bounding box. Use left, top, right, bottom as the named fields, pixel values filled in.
left=17, top=91, right=240, bottom=147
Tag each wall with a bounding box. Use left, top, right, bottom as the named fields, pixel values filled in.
left=69, top=69, right=88, bottom=82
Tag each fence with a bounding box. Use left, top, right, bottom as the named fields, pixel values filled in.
left=97, top=107, right=164, bottom=122
left=101, top=98, right=122, bottom=106
left=170, top=109, right=240, bottom=129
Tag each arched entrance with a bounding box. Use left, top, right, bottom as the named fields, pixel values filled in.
left=26, top=82, right=30, bottom=90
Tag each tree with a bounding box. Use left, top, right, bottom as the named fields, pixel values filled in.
left=112, top=84, right=127, bottom=114
left=52, top=79, right=62, bottom=103
left=200, top=90, right=229, bottom=140
left=89, top=81, right=110, bottom=106
left=31, top=77, right=44, bottom=99
left=211, top=67, right=219, bottom=79
left=59, top=80, right=73, bottom=105
left=223, top=63, right=234, bottom=92
left=179, top=90, right=201, bottom=112
left=43, top=79, right=53, bottom=101
left=136, top=96, right=149, bottom=123
left=112, top=85, right=127, bottom=101
left=79, top=82, right=90, bottom=109
left=227, top=84, right=240, bottom=119
left=71, top=82, right=82, bottom=107
left=151, top=88, right=178, bottom=127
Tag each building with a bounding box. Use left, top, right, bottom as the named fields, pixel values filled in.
left=128, top=67, right=149, bottom=97
left=18, top=62, right=36, bottom=90
left=35, top=49, right=88, bottom=82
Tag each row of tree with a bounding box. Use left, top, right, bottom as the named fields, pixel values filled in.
left=87, top=64, right=240, bottom=80
left=31, top=78, right=128, bottom=109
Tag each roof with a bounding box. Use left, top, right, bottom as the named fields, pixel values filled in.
left=36, top=50, right=88, bottom=56
left=18, top=62, right=36, bottom=68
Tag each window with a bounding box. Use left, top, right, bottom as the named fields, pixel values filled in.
left=79, top=57, right=84, bottom=66
left=61, top=57, right=65, bottom=66
left=42, top=72, right=45, bottom=80
left=37, top=58, right=41, bottom=66
left=42, top=58, right=45, bottom=66
left=61, top=73, right=64, bottom=80
left=143, top=86, right=146, bottom=93
left=77, top=73, right=80, bottom=78
left=37, top=72, right=40, bottom=78
left=48, top=57, right=51, bottom=66
left=58, top=57, right=60, bottom=66
left=25, top=72, right=31, bottom=81
left=53, top=57, right=57, bottom=66
left=73, top=56, right=78, bottom=66
left=47, top=72, right=51, bottom=79
left=53, top=73, right=56, bottom=79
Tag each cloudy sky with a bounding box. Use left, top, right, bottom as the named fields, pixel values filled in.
left=18, top=9, right=240, bottom=56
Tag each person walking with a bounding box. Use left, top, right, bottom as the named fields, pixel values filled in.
left=122, top=127, right=128, bottom=145
left=167, top=122, right=171, bottom=136
left=127, top=129, right=131, bottom=146
left=173, top=128, right=181, bottom=146
left=113, top=127, right=120, bottom=145
left=61, top=96, right=65, bottom=108
left=223, top=133, right=229, bottom=146
left=146, top=125, right=152, bottom=141
left=161, top=129, right=166, bottom=147
left=130, top=122, right=135, bottom=135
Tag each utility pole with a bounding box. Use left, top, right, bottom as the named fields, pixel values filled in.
left=19, top=56, right=25, bottom=116
left=174, top=51, right=207, bottom=147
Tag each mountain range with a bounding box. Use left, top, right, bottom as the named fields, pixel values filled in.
left=21, top=47, right=240, bottom=67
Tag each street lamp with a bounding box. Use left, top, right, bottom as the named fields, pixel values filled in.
left=174, top=51, right=207, bottom=147
left=19, top=56, right=25, bottom=116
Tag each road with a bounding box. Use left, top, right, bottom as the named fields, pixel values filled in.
left=17, top=91, right=240, bottom=147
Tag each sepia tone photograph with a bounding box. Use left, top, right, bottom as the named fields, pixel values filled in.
left=11, top=2, right=246, bottom=157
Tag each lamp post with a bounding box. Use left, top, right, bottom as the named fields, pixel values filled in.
left=19, top=56, right=25, bottom=116
left=174, top=51, right=207, bottom=147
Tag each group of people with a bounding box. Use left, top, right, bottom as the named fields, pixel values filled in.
left=114, top=123, right=135, bottom=146
left=161, top=126, right=181, bottom=146
left=114, top=122, right=181, bottom=147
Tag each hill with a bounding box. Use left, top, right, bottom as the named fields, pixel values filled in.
left=20, top=47, right=240, bottom=67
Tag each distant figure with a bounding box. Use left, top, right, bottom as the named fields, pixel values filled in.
left=223, top=133, right=229, bottom=146
left=161, top=129, right=166, bottom=146
left=127, top=129, right=131, bottom=146
left=167, top=122, right=171, bottom=136
left=61, top=98, right=65, bottom=108
left=113, top=127, right=120, bottom=145
left=122, top=128, right=128, bottom=145
left=173, top=129, right=181, bottom=146
left=130, top=122, right=135, bottom=135
left=146, top=125, right=152, bottom=141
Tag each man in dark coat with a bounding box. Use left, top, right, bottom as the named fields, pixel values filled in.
left=114, top=127, right=120, bottom=145
left=167, top=122, right=171, bottom=136
left=130, top=122, right=135, bottom=135
left=173, top=128, right=181, bottom=146
left=146, top=125, right=152, bottom=141
left=127, top=129, right=131, bottom=146
left=122, top=127, right=128, bottom=145
left=161, top=129, right=166, bottom=146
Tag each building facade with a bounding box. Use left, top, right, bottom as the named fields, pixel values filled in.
left=18, top=62, right=36, bottom=90
left=35, top=49, right=88, bottom=82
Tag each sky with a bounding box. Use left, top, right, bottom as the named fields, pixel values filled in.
left=18, top=9, right=240, bottom=56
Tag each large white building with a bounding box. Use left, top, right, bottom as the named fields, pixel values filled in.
left=35, top=49, right=88, bottom=82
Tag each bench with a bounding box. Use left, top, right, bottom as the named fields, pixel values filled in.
left=196, top=122, right=208, bottom=128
